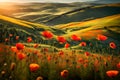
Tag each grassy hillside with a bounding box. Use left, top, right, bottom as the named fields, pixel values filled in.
left=0, top=3, right=120, bottom=50
left=46, top=3, right=120, bottom=25
left=0, top=15, right=54, bottom=43
left=0, top=15, right=50, bottom=29
left=0, top=14, right=120, bottom=47
left=0, top=14, right=68, bottom=47
left=55, top=14, right=120, bottom=40
left=54, top=14, right=120, bottom=52
left=11, top=3, right=86, bottom=20
left=0, top=2, right=99, bottom=24
left=0, top=3, right=119, bottom=26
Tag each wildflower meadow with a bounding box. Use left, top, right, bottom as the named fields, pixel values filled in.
left=0, top=30, right=120, bottom=80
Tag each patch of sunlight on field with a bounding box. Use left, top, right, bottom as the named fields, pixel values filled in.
left=56, top=14, right=120, bottom=29
left=0, top=15, right=33, bottom=28
left=14, top=11, right=51, bottom=18
left=67, top=10, right=85, bottom=16
left=63, top=27, right=104, bottom=39
left=32, top=15, right=51, bottom=21
left=55, top=7, right=75, bottom=15
left=0, top=14, right=51, bottom=30
left=109, top=27, right=120, bottom=33
left=80, top=30, right=103, bottom=39
left=92, top=5, right=106, bottom=8
left=92, top=3, right=120, bottom=9
left=13, top=12, right=29, bottom=18
left=14, top=8, right=70, bottom=18
left=59, top=14, right=120, bottom=39
left=23, top=43, right=59, bottom=51
left=19, top=20, right=50, bottom=29
left=13, top=7, right=76, bottom=20
left=107, top=3, right=120, bottom=7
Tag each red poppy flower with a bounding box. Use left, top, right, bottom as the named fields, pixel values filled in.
left=34, top=44, right=39, bottom=48
left=71, top=34, right=81, bottom=41
left=11, top=46, right=18, bottom=53
left=94, top=60, right=99, bottom=67
left=0, top=48, right=3, bottom=52
left=106, top=70, right=119, bottom=78
left=17, top=53, right=26, bottom=60
left=61, top=70, right=69, bottom=78
left=109, top=42, right=116, bottom=49
left=16, top=43, right=25, bottom=50
left=97, top=34, right=107, bottom=41
left=34, top=50, right=39, bottom=54
left=42, top=31, right=53, bottom=39
left=78, top=58, right=84, bottom=63
left=47, top=56, right=51, bottom=61
left=64, top=43, right=70, bottom=48
left=84, top=52, right=90, bottom=56
left=57, top=36, right=66, bottom=44
left=27, top=37, right=32, bottom=43
left=116, top=62, right=120, bottom=69
left=58, top=50, right=64, bottom=56
left=29, top=63, right=40, bottom=72
left=84, top=60, right=89, bottom=63
left=79, top=42, right=86, bottom=47
left=43, top=48, right=48, bottom=52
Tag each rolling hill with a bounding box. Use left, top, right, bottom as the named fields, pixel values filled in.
left=0, top=2, right=101, bottom=24
left=55, top=14, right=120, bottom=40
left=1, top=3, right=119, bottom=26
left=0, top=3, right=120, bottom=26
left=0, top=15, right=65, bottom=44
left=0, top=2, right=120, bottom=50
left=45, top=3, right=120, bottom=25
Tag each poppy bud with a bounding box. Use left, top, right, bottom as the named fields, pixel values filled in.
left=61, top=70, right=69, bottom=78
left=29, top=63, right=40, bottom=72
left=1, top=71, right=6, bottom=76
left=79, top=42, right=86, bottom=47
left=36, top=76, right=43, bottom=80
left=116, top=62, right=120, bottom=69
left=27, top=37, right=32, bottom=43
left=10, top=62, right=16, bottom=71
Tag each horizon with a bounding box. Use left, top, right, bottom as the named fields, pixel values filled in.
left=0, top=0, right=120, bottom=3
left=0, top=0, right=96, bottom=3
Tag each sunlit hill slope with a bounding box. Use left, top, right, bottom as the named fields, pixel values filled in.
left=55, top=14, right=120, bottom=40
left=0, top=15, right=65, bottom=44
